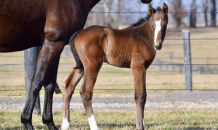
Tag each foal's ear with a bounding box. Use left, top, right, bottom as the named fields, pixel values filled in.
left=163, top=3, right=168, bottom=14
left=149, top=4, right=156, bottom=15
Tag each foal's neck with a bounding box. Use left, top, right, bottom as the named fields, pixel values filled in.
left=136, top=21, right=153, bottom=43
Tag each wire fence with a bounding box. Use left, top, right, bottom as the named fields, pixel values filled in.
left=0, top=10, right=218, bottom=93
left=1, top=88, right=218, bottom=92
left=0, top=42, right=218, bottom=92
left=90, top=11, right=218, bottom=14
left=0, top=61, right=218, bottom=92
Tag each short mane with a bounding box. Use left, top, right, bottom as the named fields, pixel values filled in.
left=130, top=6, right=161, bottom=28
left=129, top=15, right=151, bottom=27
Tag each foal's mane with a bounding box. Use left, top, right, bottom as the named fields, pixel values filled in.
left=130, top=7, right=162, bottom=28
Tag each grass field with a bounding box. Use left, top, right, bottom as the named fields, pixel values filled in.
left=157, top=27, right=218, bottom=65
left=0, top=27, right=218, bottom=97
left=0, top=111, right=218, bottom=130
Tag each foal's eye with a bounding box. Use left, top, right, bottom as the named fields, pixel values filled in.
left=151, top=25, right=154, bottom=28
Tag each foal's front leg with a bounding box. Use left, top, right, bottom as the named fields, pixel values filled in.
left=80, top=63, right=102, bottom=130
left=131, top=64, right=146, bottom=130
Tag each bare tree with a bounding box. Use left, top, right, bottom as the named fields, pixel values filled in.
left=202, top=0, right=209, bottom=27
left=106, top=0, right=114, bottom=28
left=190, top=0, right=197, bottom=28
left=105, top=0, right=121, bottom=28
left=114, top=0, right=121, bottom=28
left=168, top=0, right=187, bottom=28
left=85, top=2, right=106, bottom=27
left=211, top=0, right=216, bottom=27
left=138, top=0, right=142, bottom=17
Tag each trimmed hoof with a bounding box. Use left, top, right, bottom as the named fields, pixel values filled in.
left=22, top=122, right=35, bottom=130
left=44, top=122, right=58, bottom=130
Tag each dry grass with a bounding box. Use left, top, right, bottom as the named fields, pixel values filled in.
left=0, top=110, right=218, bottom=130
left=158, top=27, right=218, bottom=65
left=0, top=62, right=218, bottom=97
left=0, top=27, right=218, bottom=97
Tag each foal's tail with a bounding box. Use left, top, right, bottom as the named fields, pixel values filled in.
left=69, top=31, right=83, bottom=69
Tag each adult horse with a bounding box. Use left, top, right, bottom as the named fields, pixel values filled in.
left=0, top=0, right=151, bottom=129
left=63, top=3, right=168, bottom=130
left=0, top=1, right=99, bottom=130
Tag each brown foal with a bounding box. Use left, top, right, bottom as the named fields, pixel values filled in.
left=62, top=3, right=168, bottom=130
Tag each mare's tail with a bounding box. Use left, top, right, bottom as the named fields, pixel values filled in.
left=69, top=31, right=83, bottom=69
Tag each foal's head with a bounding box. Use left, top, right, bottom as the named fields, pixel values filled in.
left=148, top=3, right=168, bottom=50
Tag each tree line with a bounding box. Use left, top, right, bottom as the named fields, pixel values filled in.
left=85, top=0, right=217, bottom=28
left=171, top=0, right=216, bottom=28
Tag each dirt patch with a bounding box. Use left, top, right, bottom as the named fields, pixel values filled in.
left=0, top=91, right=218, bottom=112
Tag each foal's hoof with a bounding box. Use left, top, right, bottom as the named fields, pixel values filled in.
left=23, top=122, right=35, bottom=130
left=45, top=122, right=58, bottom=130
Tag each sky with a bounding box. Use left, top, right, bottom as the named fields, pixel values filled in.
left=139, top=0, right=218, bottom=24
left=94, top=0, right=218, bottom=26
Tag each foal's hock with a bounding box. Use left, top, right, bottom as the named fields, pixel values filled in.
left=62, top=3, right=168, bottom=130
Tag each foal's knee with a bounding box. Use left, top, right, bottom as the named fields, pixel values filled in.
left=134, top=93, right=147, bottom=104
left=80, top=89, right=92, bottom=102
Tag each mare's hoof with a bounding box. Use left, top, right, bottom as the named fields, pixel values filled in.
left=23, top=122, right=35, bottom=130
left=45, top=122, right=58, bottom=130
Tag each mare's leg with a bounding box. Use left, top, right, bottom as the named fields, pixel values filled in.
left=131, top=63, right=146, bottom=130
left=61, top=67, right=84, bottom=130
left=42, top=56, right=60, bottom=130
left=80, top=60, right=102, bottom=130
left=21, top=41, right=65, bottom=130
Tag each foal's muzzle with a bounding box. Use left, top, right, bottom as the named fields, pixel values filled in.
left=154, top=42, right=163, bottom=50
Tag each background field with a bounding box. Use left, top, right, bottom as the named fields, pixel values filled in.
left=0, top=27, right=218, bottom=97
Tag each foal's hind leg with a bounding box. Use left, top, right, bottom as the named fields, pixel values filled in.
left=62, top=67, right=84, bottom=130
left=80, top=61, right=102, bottom=130
left=131, top=63, right=147, bottom=130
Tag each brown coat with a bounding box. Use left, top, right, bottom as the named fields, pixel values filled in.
left=0, top=0, right=99, bottom=52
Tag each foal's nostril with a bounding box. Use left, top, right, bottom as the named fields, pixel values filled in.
left=159, top=42, right=162, bottom=47
left=155, top=42, right=163, bottom=50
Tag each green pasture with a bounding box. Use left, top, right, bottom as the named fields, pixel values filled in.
left=0, top=111, right=218, bottom=130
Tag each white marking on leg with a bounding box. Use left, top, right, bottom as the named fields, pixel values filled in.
left=88, top=114, right=99, bottom=130
left=154, top=19, right=162, bottom=45
left=61, top=118, right=70, bottom=130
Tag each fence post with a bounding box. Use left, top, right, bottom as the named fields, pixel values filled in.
left=206, top=58, right=209, bottom=67
left=24, top=47, right=41, bottom=115
left=182, top=30, right=192, bottom=92
left=170, top=52, right=173, bottom=62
